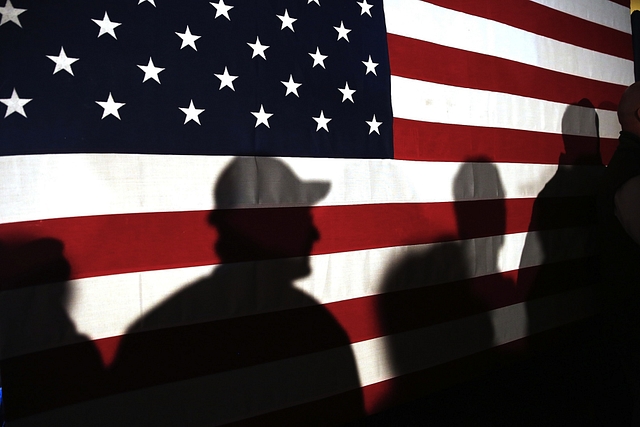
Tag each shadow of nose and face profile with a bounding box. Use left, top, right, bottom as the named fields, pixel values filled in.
left=208, top=157, right=328, bottom=279
left=107, top=157, right=365, bottom=426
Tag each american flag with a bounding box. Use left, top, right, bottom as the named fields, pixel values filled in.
left=0, top=0, right=633, bottom=425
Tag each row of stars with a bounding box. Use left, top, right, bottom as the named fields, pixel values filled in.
left=91, top=13, right=370, bottom=66
left=208, top=0, right=374, bottom=21
left=44, top=48, right=371, bottom=101
left=0, top=0, right=374, bottom=31
left=138, top=0, right=374, bottom=13
left=95, top=14, right=363, bottom=48
left=46, top=45, right=379, bottom=83
left=1, top=89, right=384, bottom=134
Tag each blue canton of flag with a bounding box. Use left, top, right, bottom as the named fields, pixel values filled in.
left=0, top=0, right=393, bottom=158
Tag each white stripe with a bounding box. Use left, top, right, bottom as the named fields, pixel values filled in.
left=0, top=154, right=600, bottom=224
left=391, top=76, right=621, bottom=138
left=8, top=287, right=598, bottom=427
left=384, top=0, right=633, bottom=85
left=0, top=227, right=590, bottom=359
left=530, top=0, right=631, bottom=34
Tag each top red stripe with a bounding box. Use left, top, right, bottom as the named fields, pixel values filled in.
left=388, top=34, right=626, bottom=110
left=421, top=0, right=632, bottom=60
left=610, top=0, right=629, bottom=7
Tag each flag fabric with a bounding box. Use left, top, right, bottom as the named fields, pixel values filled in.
left=632, top=8, right=640, bottom=81
left=0, top=0, right=633, bottom=425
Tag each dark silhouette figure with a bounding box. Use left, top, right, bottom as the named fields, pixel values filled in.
left=0, top=238, right=105, bottom=423
left=520, top=100, right=605, bottom=337
left=599, top=83, right=640, bottom=425
left=376, top=159, right=511, bottom=419
left=514, top=100, right=628, bottom=425
left=107, top=157, right=365, bottom=426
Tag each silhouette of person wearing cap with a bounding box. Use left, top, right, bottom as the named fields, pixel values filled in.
left=110, top=157, right=364, bottom=425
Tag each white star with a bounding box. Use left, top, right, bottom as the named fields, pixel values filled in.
left=281, top=74, right=301, bottom=97
left=137, top=57, right=164, bottom=83
left=251, top=104, right=273, bottom=128
left=366, top=114, right=382, bottom=134
left=176, top=26, right=200, bottom=50
left=313, top=110, right=331, bottom=132
left=215, top=67, right=238, bottom=91
left=247, top=36, right=269, bottom=59
left=210, top=0, right=233, bottom=20
left=308, top=0, right=320, bottom=4
left=0, top=0, right=25, bottom=27
left=362, top=55, right=379, bottom=75
left=338, top=82, right=356, bottom=103
left=179, top=100, right=205, bottom=125
left=92, top=12, right=121, bottom=39
left=334, top=21, right=351, bottom=42
left=309, top=47, right=327, bottom=68
left=1, top=88, right=31, bottom=118
left=46, top=47, right=79, bottom=76
left=277, top=9, right=296, bottom=32
left=95, top=93, right=125, bottom=120
left=138, top=0, right=156, bottom=6
left=357, top=0, right=373, bottom=16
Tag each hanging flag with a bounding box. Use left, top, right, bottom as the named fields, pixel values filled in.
left=0, top=0, right=633, bottom=425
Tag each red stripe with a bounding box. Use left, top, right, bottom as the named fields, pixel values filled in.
left=332, top=258, right=596, bottom=343
left=610, top=0, right=629, bottom=7
left=420, top=0, right=632, bottom=60
left=393, top=118, right=618, bottom=165
left=0, top=197, right=596, bottom=285
left=1, top=257, right=594, bottom=419
left=388, top=34, right=626, bottom=109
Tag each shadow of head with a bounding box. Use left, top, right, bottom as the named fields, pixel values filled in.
left=0, top=238, right=73, bottom=357
left=207, top=157, right=331, bottom=265
left=561, top=99, right=602, bottom=165
left=0, top=238, right=70, bottom=292
left=453, top=158, right=506, bottom=242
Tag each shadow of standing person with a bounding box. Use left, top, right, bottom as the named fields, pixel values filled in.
left=520, top=99, right=604, bottom=333
left=517, top=100, right=624, bottom=425
left=598, top=83, right=640, bottom=425
left=0, top=238, right=105, bottom=424
left=374, top=159, right=514, bottom=425
left=110, top=157, right=365, bottom=426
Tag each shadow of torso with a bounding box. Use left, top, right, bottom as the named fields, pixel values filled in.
left=108, top=259, right=364, bottom=426
left=378, top=238, right=494, bottom=399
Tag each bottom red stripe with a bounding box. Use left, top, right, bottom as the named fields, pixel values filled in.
left=224, top=315, right=607, bottom=426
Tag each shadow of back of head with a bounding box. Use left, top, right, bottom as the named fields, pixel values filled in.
left=108, top=157, right=365, bottom=425
left=0, top=238, right=105, bottom=421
